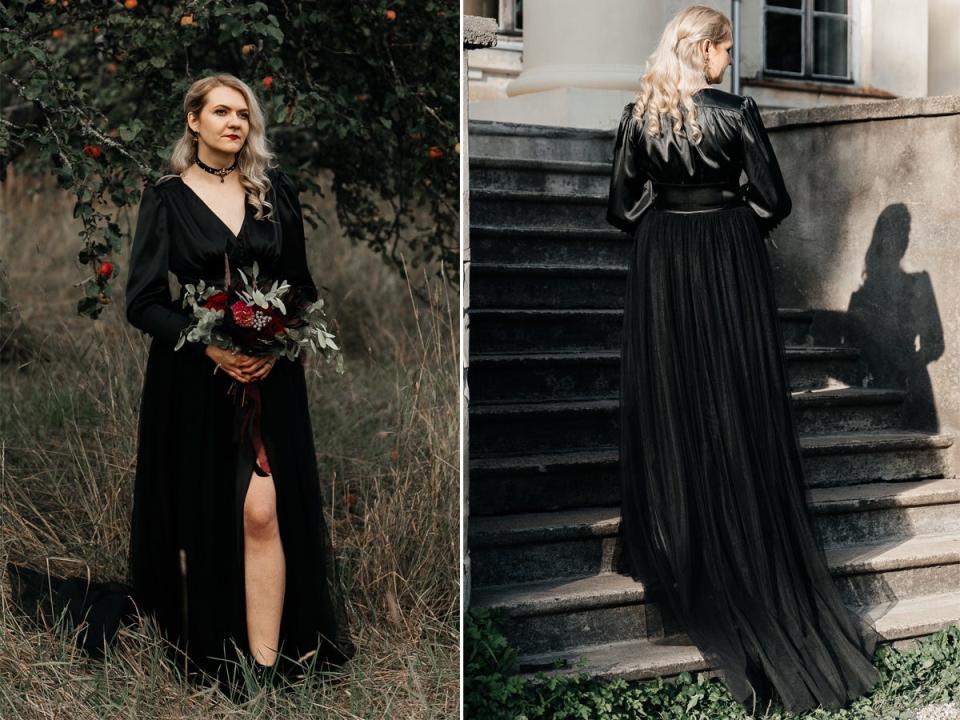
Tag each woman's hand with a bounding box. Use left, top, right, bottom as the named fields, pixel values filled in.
left=247, top=354, right=277, bottom=381
left=205, top=346, right=276, bottom=383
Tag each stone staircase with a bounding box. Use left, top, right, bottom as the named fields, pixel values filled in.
left=465, top=120, right=960, bottom=682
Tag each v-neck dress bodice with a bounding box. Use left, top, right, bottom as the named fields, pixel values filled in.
left=173, top=176, right=251, bottom=242
left=119, top=167, right=354, bottom=690
left=126, top=169, right=311, bottom=355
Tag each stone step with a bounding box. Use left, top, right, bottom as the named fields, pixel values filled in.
left=470, top=388, right=907, bottom=457
left=469, top=307, right=815, bottom=352
left=470, top=156, right=613, bottom=196
left=468, top=347, right=866, bottom=403
left=470, top=262, right=628, bottom=309
left=469, top=120, right=615, bottom=164
left=515, top=589, right=960, bottom=680
left=471, top=188, right=611, bottom=231
left=469, top=478, right=960, bottom=586
left=469, top=432, right=955, bottom=515
left=472, top=533, right=960, bottom=656
left=470, top=225, right=631, bottom=267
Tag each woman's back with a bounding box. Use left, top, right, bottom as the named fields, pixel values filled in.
left=608, top=88, right=791, bottom=240
left=625, top=88, right=748, bottom=186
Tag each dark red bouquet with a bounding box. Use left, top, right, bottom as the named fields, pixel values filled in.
left=174, top=254, right=343, bottom=475
left=176, top=255, right=342, bottom=369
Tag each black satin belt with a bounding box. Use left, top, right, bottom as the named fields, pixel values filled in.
left=652, top=183, right=744, bottom=213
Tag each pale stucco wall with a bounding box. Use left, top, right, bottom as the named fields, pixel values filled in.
left=928, top=0, right=960, bottom=96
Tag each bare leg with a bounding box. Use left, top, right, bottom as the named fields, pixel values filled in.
left=243, top=468, right=286, bottom=666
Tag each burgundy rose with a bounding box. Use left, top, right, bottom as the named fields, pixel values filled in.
left=203, top=291, right=228, bottom=311
left=265, top=314, right=286, bottom=337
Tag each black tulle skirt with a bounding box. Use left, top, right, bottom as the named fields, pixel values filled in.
left=615, top=204, right=881, bottom=714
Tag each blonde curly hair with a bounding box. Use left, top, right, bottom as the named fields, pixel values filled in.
left=160, top=73, right=276, bottom=220
left=633, top=5, right=732, bottom=144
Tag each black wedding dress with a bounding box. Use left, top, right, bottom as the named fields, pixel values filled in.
left=607, top=89, right=880, bottom=714
left=6, top=167, right=354, bottom=693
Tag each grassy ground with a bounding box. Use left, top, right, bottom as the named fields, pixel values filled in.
left=0, top=170, right=460, bottom=719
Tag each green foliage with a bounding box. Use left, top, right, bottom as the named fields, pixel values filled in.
left=872, top=624, right=960, bottom=707
left=0, top=0, right=458, bottom=318
left=465, top=608, right=529, bottom=718
left=465, top=609, right=960, bottom=720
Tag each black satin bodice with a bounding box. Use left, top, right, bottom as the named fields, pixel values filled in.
left=164, top=178, right=282, bottom=285
left=606, top=87, right=791, bottom=238
left=125, top=167, right=319, bottom=357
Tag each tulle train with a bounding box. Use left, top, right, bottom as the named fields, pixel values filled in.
left=615, top=205, right=880, bottom=714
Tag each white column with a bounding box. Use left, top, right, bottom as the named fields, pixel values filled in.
left=471, top=0, right=673, bottom=128
left=507, top=0, right=661, bottom=98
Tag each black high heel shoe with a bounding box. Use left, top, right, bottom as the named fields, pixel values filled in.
left=252, top=659, right=279, bottom=687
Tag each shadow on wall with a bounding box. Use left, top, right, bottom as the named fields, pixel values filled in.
left=815, top=204, right=945, bottom=433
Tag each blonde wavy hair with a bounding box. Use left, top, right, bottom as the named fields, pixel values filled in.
left=633, top=5, right=732, bottom=144
left=160, top=74, right=276, bottom=221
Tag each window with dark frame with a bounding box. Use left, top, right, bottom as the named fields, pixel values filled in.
left=764, top=0, right=851, bottom=81
left=466, top=0, right=521, bottom=34
left=498, top=0, right=522, bottom=35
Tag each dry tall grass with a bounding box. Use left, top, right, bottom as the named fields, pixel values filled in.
left=0, top=170, right=460, bottom=719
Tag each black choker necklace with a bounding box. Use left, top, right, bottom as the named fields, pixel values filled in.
left=195, top=154, right=238, bottom=183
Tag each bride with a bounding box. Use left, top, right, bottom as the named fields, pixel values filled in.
left=7, top=73, right=354, bottom=700
left=607, top=5, right=880, bottom=713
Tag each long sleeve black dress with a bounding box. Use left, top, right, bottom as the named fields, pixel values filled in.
left=123, top=167, right=354, bottom=685
left=607, top=89, right=880, bottom=714
left=5, top=168, right=354, bottom=693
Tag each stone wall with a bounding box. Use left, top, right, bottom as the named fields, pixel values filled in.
left=763, top=95, right=960, bottom=465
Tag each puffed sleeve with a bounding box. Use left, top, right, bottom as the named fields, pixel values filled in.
left=606, top=102, right=654, bottom=235
left=740, top=96, right=792, bottom=242
left=125, top=184, right=205, bottom=357
left=273, top=170, right=319, bottom=304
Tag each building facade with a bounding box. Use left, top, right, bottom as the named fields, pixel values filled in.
left=466, top=0, right=960, bottom=128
